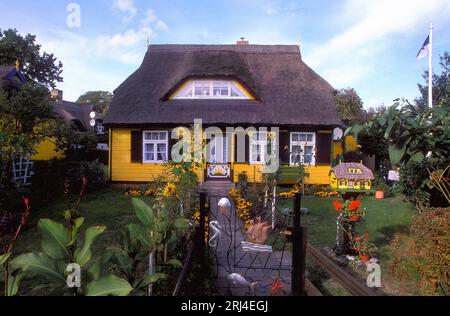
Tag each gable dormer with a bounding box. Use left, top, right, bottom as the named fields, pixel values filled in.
left=167, top=78, right=255, bottom=100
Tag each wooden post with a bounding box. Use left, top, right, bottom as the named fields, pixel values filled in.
left=147, top=251, right=154, bottom=296
left=198, top=191, right=207, bottom=266
left=292, top=193, right=307, bottom=296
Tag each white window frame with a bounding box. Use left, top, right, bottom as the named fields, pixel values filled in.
left=143, top=131, right=169, bottom=164
left=250, top=132, right=268, bottom=165
left=289, top=132, right=316, bottom=166
left=173, top=80, right=250, bottom=100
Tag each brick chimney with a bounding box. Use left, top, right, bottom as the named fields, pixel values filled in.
left=51, top=89, right=63, bottom=102
left=236, top=37, right=249, bottom=45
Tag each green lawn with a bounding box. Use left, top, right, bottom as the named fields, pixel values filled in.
left=12, top=187, right=417, bottom=296
left=300, top=195, right=416, bottom=261
left=14, top=187, right=151, bottom=256
left=276, top=193, right=417, bottom=295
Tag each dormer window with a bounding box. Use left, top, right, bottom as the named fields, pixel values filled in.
left=171, top=79, right=254, bottom=100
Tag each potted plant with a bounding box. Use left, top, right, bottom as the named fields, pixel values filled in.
left=333, top=199, right=366, bottom=222
left=375, top=182, right=390, bottom=200
left=353, top=233, right=377, bottom=262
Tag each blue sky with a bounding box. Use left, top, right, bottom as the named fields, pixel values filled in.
left=1, top=0, right=449, bottom=108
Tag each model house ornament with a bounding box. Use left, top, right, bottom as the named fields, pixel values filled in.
left=330, top=163, right=374, bottom=191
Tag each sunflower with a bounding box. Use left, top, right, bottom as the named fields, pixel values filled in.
left=163, top=182, right=176, bottom=197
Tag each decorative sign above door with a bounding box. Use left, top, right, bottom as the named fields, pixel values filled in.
left=207, top=164, right=231, bottom=179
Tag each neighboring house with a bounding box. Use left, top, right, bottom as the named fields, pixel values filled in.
left=31, top=90, right=107, bottom=161
left=104, top=42, right=346, bottom=184
left=0, top=64, right=26, bottom=90
left=1, top=64, right=31, bottom=186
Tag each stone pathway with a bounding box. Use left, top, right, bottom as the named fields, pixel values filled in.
left=207, top=190, right=293, bottom=296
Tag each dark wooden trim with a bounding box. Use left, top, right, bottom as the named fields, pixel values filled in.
left=316, top=131, right=332, bottom=165
left=131, top=130, right=143, bottom=163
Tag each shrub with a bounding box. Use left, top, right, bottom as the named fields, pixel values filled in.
left=30, top=159, right=107, bottom=206
left=67, top=160, right=107, bottom=193
left=390, top=207, right=449, bottom=296
left=399, top=159, right=448, bottom=210
left=30, top=159, right=67, bottom=205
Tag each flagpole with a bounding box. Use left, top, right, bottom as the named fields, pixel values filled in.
left=428, top=23, right=433, bottom=108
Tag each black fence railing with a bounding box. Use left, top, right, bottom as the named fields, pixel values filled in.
left=173, top=191, right=309, bottom=297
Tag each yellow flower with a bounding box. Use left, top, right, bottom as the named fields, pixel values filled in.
left=163, top=182, right=176, bottom=197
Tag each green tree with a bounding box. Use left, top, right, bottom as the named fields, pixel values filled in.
left=0, top=84, right=54, bottom=162
left=416, top=52, right=450, bottom=110
left=77, top=91, right=113, bottom=115
left=348, top=101, right=449, bottom=210
left=0, top=29, right=63, bottom=88
left=334, top=88, right=367, bottom=125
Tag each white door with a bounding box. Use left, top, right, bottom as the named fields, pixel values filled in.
left=207, top=135, right=228, bottom=163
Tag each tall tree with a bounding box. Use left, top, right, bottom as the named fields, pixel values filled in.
left=0, top=28, right=63, bottom=88
left=334, top=88, right=367, bottom=125
left=77, top=91, right=113, bottom=115
left=0, top=84, right=54, bottom=162
left=416, top=52, right=450, bottom=109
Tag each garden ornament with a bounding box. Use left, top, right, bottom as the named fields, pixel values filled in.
left=209, top=221, right=221, bottom=247
left=226, top=273, right=258, bottom=293
left=218, top=198, right=231, bottom=216
left=246, top=218, right=271, bottom=245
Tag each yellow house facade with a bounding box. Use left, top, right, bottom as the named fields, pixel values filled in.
left=105, top=43, right=346, bottom=185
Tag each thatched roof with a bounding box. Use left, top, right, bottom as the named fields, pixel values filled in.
left=330, top=163, right=374, bottom=180
left=105, top=44, right=342, bottom=127
left=51, top=100, right=94, bottom=131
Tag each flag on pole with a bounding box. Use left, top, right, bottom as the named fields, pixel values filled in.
left=416, top=35, right=430, bottom=60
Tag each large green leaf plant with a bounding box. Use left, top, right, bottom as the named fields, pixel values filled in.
left=110, top=198, right=189, bottom=296
left=11, top=210, right=132, bottom=296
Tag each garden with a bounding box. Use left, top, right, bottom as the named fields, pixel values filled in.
left=0, top=29, right=448, bottom=297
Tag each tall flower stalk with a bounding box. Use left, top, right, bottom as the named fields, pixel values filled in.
left=2, top=197, right=31, bottom=296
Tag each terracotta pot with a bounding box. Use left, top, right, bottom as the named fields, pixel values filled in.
left=349, top=215, right=361, bottom=222
left=375, top=191, right=385, bottom=200
left=359, top=253, right=370, bottom=262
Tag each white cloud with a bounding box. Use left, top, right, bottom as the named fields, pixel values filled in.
left=112, top=0, right=137, bottom=22
left=305, top=0, right=450, bottom=89
left=265, top=7, right=277, bottom=15
left=95, top=9, right=169, bottom=60
left=141, top=9, right=169, bottom=32
left=33, top=8, right=169, bottom=100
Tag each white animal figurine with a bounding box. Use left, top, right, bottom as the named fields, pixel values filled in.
left=208, top=221, right=221, bottom=247
left=226, top=273, right=258, bottom=293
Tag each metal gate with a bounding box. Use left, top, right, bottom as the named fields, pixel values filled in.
left=205, top=193, right=305, bottom=296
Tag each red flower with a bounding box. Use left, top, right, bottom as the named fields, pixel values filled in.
left=349, top=200, right=361, bottom=211
left=82, top=176, right=88, bottom=187
left=23, top=197, right=29, bottom=208
left=333, top=200, right=343, bottom=212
